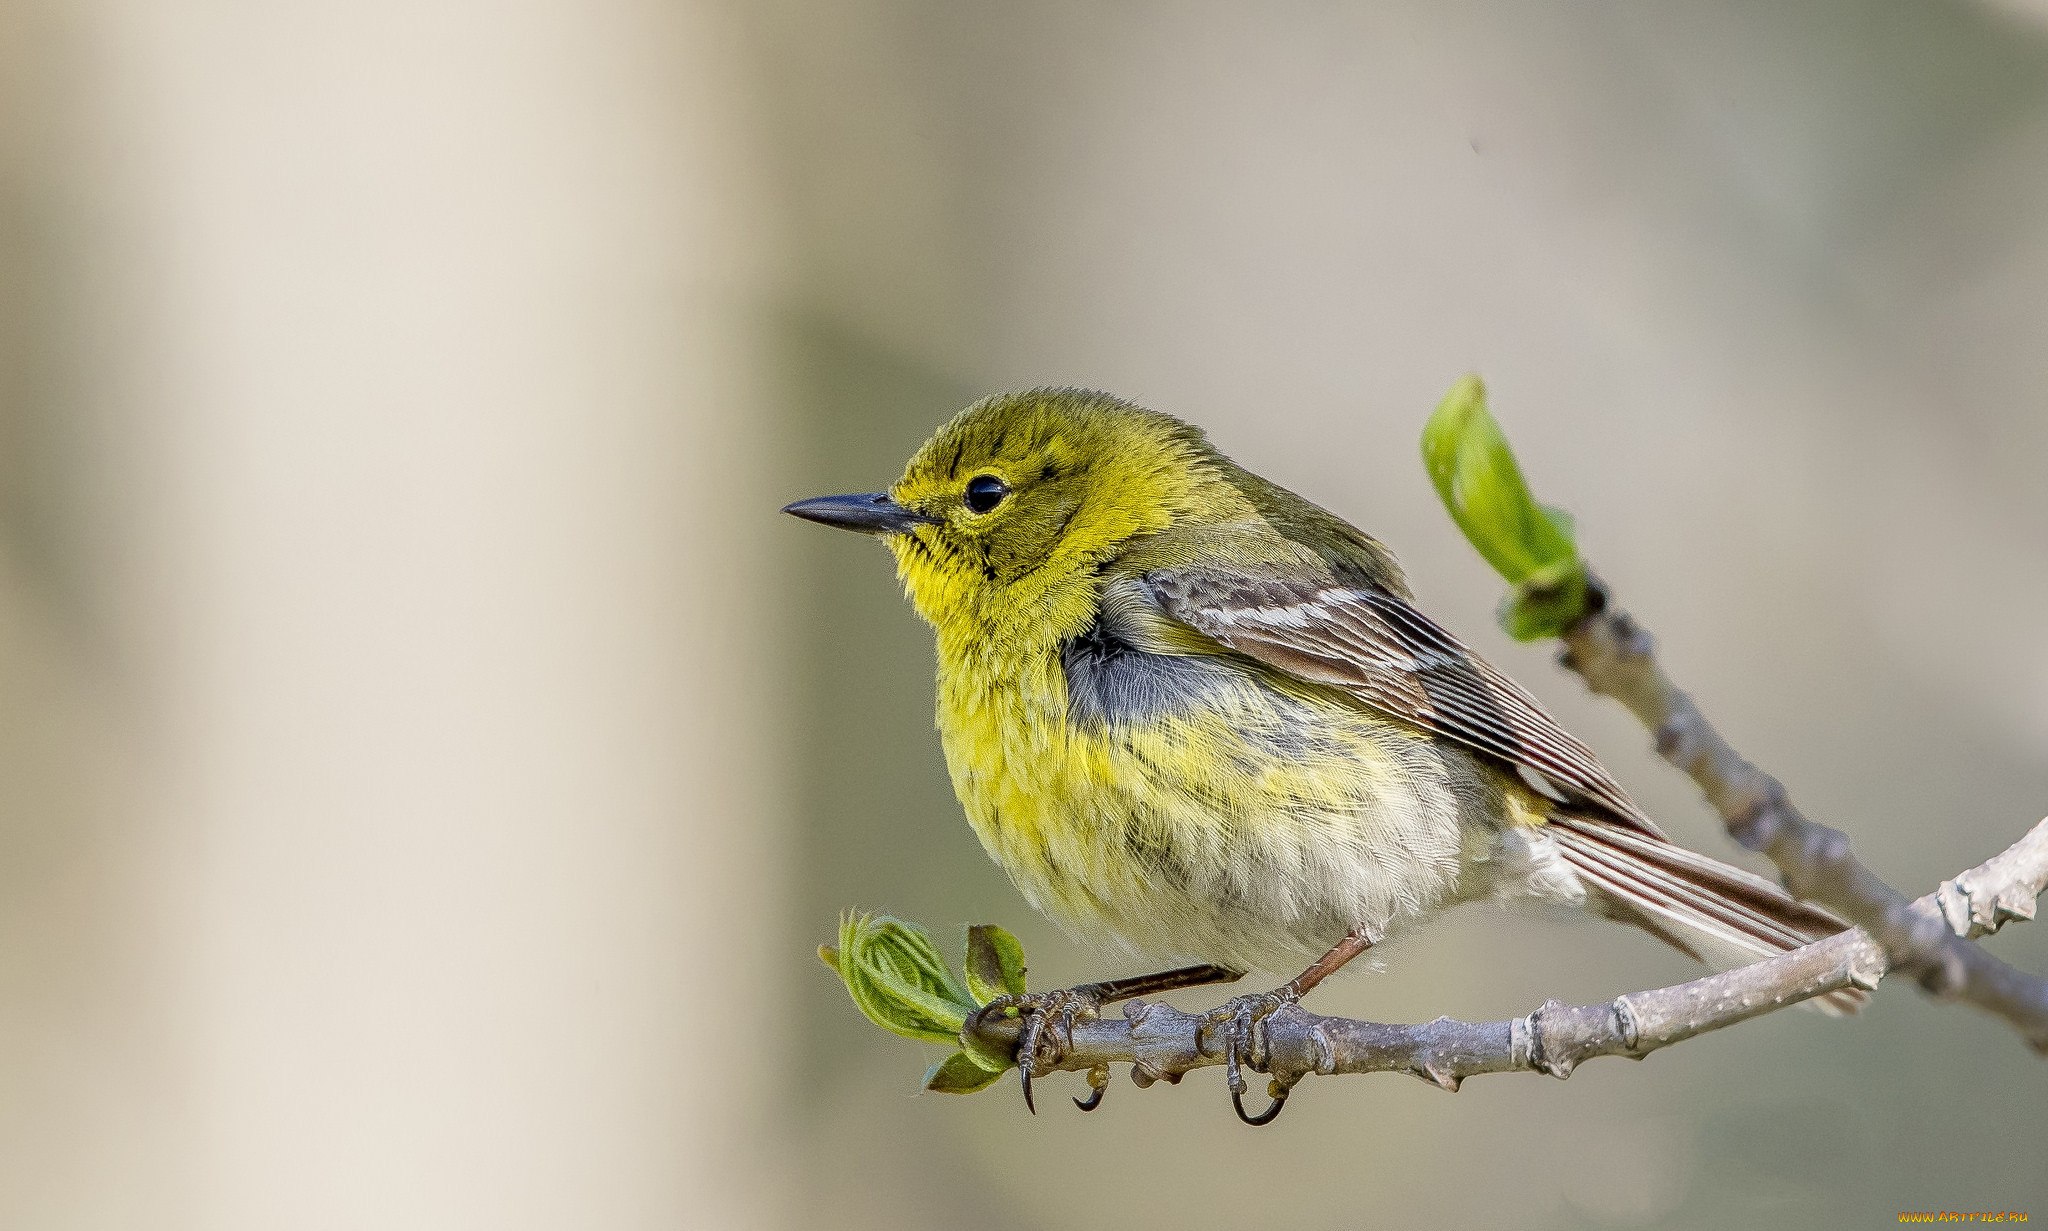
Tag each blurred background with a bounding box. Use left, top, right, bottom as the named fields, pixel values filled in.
left=2, top=0, right=2046, bottom=1226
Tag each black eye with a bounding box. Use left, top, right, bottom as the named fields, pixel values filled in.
left=963, top=474, right=1010, bottom=514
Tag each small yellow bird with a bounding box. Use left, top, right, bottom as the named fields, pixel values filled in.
left=787, top=388, right=1855, bottom=1122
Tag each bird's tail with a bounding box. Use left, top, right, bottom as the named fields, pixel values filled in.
left=1548, top=815, right=1868, bottom=1015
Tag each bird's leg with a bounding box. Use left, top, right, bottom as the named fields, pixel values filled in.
left=975, top=963, right=1243, bottom=1113
left=1199, top=927, right=1376, bottom=1126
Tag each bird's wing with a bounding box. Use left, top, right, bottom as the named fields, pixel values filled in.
left=1143, top=564, right=1663, bottom=839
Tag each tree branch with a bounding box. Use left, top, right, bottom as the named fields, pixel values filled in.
left=963, top=818, right=2048, bottom=1097
left=1557, top=580, right=2048, bottom=1051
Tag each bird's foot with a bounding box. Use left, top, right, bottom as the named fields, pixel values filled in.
left=973, top=986, right=1103, bottom=1114
left=1198, top=988, right=1302, bottom=1126
left=968, top=963, right=1244, bottom=1115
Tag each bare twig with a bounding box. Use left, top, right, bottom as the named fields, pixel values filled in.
left=963, top=819, right=2048, bottom=1096
left=1557, top=580, right=2048, bottom=1051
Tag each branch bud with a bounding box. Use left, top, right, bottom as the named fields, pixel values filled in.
left=1421, top=375, right=1589, bottom=639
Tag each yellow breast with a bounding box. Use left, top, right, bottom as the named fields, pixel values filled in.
left=934, top=636, right=1485, bottom=973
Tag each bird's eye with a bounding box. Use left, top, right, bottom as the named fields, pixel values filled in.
left=963, top=474, right=1010, bottom=514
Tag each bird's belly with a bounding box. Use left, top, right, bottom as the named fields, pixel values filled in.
left=941, top=662, right=1483, bottom=977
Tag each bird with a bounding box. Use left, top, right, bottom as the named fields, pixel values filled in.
left=784, top=388, right=1857, bottom=1123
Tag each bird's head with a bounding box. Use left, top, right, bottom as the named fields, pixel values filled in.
left=784, top=389, right=1236, bottom=642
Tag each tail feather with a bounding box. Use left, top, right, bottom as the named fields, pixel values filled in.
left=1548, top=816, right=1868, bottom=1015
left=1559, top=827, right=1811, bottom=950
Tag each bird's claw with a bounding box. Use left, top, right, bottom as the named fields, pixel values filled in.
left=1073, top=1064, right=1110, bottom=1112
left=1199, top=990, right=1299, bottom=1126
left=981, top=986, right=1102, bottom=1114
left=1231, top=1076, right=1290, bottom=1125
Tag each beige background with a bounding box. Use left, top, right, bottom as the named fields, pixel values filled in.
left=2, top=1, right=2045, bottom=1227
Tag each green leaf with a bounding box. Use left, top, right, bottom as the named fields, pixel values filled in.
left=820, top=912, right=1026, bottom=1093
left=924, top=1050, right=1007, bottom=1094
left=963, top=924, right=1029, bottom=1003
left=1422, top=376, right=1590, bottom=640
left=826, top=913, right=979, bottom=1045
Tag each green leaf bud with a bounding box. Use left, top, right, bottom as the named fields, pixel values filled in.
left=1422, top=376, right=1589, bottom=640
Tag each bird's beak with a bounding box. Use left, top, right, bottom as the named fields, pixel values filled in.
left=781, top=491, right=934, bottom=536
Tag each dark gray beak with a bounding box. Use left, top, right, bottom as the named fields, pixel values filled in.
left=781, top=491, right=934, bottom=536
